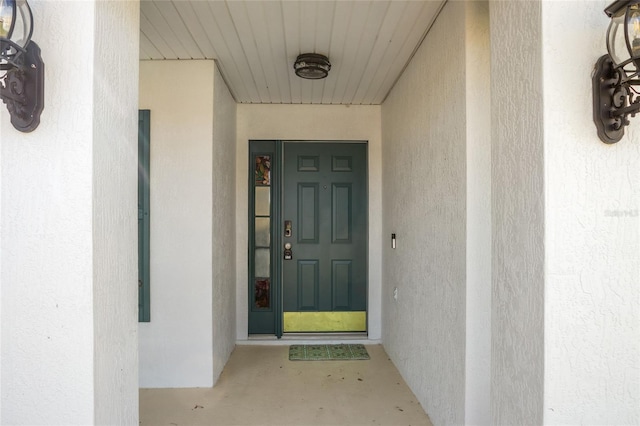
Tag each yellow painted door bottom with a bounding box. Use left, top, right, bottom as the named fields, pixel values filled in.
left=283, top=311, right=366, bottom=332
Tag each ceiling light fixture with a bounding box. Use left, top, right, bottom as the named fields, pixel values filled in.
left=593, top=0, right=640, bottom=143
left=0, top=0, right=44, bottom=132
left=294, top=53, right=331, bottom=80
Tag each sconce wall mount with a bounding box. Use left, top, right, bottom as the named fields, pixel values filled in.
left=0, top=0, right=44, bottom=133
left=593, top=0, right=640, bottom=144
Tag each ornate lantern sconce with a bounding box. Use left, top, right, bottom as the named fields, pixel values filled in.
left=593, top=0, right=640, bottom=143
left=0, top=0, right=44, bottom=132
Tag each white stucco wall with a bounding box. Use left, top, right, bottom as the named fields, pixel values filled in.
left=1, top=0, right=139, bottom=423
left=212, top=65, right=237, bottom=381
left=490, top=1, right=546, bottom=424
left=92, top=1, right=140, bottom=423
left=542, top=1, right=640, bottom=424
left=235, top=104, right=382, bottom=340
left=381, top=2, right=472, bottom=424
left=464, top=2, right=491, bottom=425
left=138, top=60, right=215, bottom=387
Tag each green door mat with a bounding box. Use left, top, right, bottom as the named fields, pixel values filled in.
left=289, top=344, right=370, bottom=361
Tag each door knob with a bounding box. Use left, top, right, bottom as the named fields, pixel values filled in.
left=284, top=243, right=293, bottom=260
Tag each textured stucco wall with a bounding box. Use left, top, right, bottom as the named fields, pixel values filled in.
left=542, top=1, right=640, bottom=424
left=92, top=0, right=140, bottom=423
left=381, top=2, right=467, bottom=424
left=1, top=0, right=139, bottom=423
left=464, top=2, right=491, bottom=425
left=212, top=65, right=237, bottom=382
left=235, top=104, right=382, bottom=340
left=139, top=60, right=214, bottom=387
left=490, top=1, right=545, bottom=424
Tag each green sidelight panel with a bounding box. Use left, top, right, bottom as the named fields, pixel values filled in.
left=248, top=141, right=281, bottom=335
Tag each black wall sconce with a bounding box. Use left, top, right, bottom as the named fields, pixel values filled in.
left=0, top=0, right=44, bottom=132
left=593, top=0, right=640, bottom=144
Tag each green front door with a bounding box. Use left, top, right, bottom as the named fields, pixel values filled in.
left=282, top=142, right=367, bottom=332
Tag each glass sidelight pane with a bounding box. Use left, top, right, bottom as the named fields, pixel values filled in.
left=255, top=217, right=270, bottom=247
left=255, top=155, right=271, bottom=185
left=255, top=278, right=270, bottom=308
left=255, top=248, right=270, bottom=278
left=255, top=187, right=270, bottom=216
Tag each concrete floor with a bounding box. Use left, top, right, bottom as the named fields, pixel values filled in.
left=140, top=344, right=432, bottom=426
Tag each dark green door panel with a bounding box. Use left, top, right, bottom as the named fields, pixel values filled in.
left=297, top=260, right=320, bottom=310
left=282, top=143, right=368, bottom=321
left=138, top=110, right=151, bottom=322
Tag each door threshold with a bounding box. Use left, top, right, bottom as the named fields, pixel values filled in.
left=241, top=333, right=378, bottom=346
left=282, top=332, right=368, bottom=340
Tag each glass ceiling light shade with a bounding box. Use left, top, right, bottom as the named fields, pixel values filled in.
left=593, top=0, right=640, bottom=143
left=294, top=53, right=331, bottom=79
left=0, top=0, right=43, bottom=132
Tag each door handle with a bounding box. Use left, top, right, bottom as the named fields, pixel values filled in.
left=284, top=242, right=293, bottom=260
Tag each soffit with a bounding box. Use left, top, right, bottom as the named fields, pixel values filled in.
left=140, top=0, right=445, bottom=105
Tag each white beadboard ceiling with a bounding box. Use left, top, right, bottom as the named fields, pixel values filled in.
left=140, top=0, right=445, bottom=105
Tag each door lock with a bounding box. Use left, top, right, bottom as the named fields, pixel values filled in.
left=284, top=242, right=293, bottom=260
